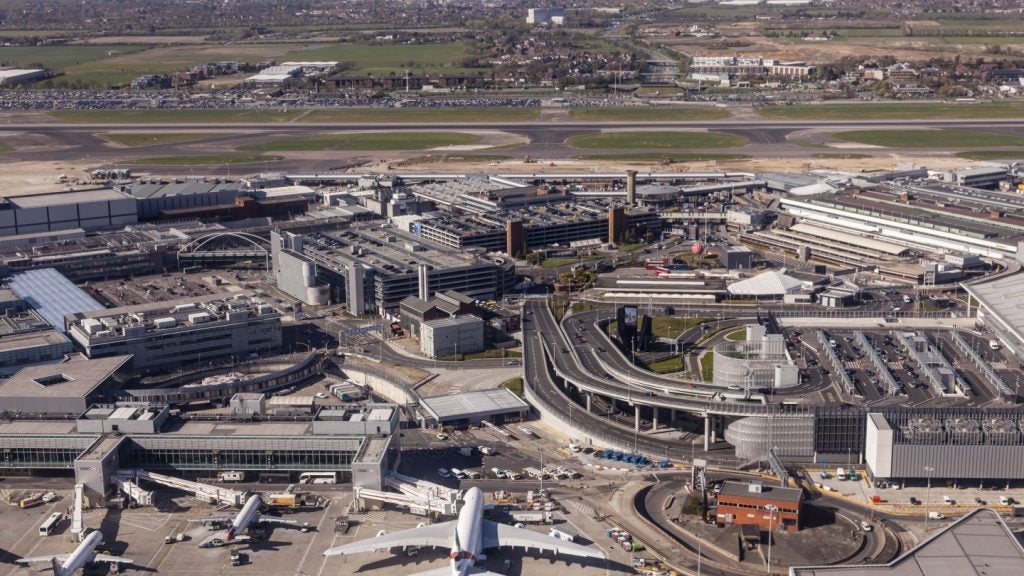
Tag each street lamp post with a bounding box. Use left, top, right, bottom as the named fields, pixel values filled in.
left=764, top=504, right=778, bottom=573
left=924, top=466, right=935, bottom=533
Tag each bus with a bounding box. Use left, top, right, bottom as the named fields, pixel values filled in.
left=39, top=512, right=63, bottom=536
left=298, top=472, right=337, bottom=485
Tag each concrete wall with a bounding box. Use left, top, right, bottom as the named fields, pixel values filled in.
left=864, top=414, right=893, bottom=479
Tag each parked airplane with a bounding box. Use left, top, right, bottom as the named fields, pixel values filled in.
left=192, top=494, right=299, bottom=548
left=16, top=531, right=133, bottom=576
left=323, top=487, right=603, bottom=576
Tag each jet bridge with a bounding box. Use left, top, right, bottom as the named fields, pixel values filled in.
left=115, top=469, right=248, bottom=507
left=70, top=483, right=86, bottom=543
left=352, top=472, right=462, bottom=516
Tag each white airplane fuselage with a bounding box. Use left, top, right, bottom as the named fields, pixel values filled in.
left=449, top=487, right=484, bottom=576
left=227, top=495, right=263, bottom=540
left=54, top=530, right=102, bottom=576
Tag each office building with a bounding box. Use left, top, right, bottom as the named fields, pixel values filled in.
left=715, top=480, right=803, bottom=532
left=65, top=293, right=282, bottom=373
left=272, top=227, right=516, bottom=316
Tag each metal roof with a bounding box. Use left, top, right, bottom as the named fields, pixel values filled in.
left=791, top=508, right=1024, bottom=576
left=6, top=268, right=104, bottom=332
left=727, top=270, right=804, bottom=296
left=789, top=222, right=909, bottom=256
left=420, top=388, right=529, bottom=421
left=964, top=273, right=1024, bottom=345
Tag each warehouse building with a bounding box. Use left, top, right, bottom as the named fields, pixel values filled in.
left=715, top=480, right=803, bottom=532
left=65, top=293, right=282, bottom=373
left=0, top=354, right=132, bottom=415
left=418, top=388, right=529, bottom=427
left=0, top=188, right=138, bottom=237
left=0, top=68, right=46, bottom=85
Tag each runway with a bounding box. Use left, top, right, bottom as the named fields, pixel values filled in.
left=4, top=118, right=1024, bottom=135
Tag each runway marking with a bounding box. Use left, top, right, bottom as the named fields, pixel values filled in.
left=315, top=533, right=340, bottom=576
left=294, top=498, right=334, bottom=575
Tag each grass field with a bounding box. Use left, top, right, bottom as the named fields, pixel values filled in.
left=0, top=45, right=150, bottom=71
left=238, top=132, right=480, bottom=152
left=296, top=108, right=540, bottom=123
left=284, top=41, right=475, bottom=76
left=757, top=102, right=1024, bottom=120
left=646, top=355, right=685, bottom=374
left=101, top=133, right=225, bottom=147
left=725, top=329, right=747, bottom=342
left=122, top=154, right=282, bottom=166
left=568, top=107, right=731, bottom=121
left=568, top=131, right=746, bottom=149
left=955, top=150, right=1024, bottom=161
left=832, top=129, right=1024, bottom=148
left=651, top=317, right=710, bottom=339
left=51, top=109, right=305, bottom=123
left=572, top=152, right=750, bottom=162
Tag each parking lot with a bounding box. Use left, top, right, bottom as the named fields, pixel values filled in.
left=797, top=327, right=1018, bottom=407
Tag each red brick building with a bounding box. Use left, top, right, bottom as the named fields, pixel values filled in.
left=715, top=481, right=803, bottom=532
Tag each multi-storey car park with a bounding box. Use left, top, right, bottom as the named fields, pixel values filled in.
left=272, top=225, right=518, bottom=314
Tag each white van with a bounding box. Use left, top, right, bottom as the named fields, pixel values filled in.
left=942, top=495, right=954, bottom=505
left=989, top=340, right=1002, bottom=350
left=903, top=295, right=912, bottom=304
left=999, top=496, right=1011, bottom=505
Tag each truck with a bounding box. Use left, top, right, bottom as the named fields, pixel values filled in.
left=928, top=511, right=945, bottom=520
left=18, top=495, right=44, bottom=509
left=523, top=467, right=547, bottom=480
left=217, top=471, right=244, bottom=483
left=478, top=446, right=496, bottom=456
left=509, top=510, right=553, bottom=524
left=268, top=493, right=299, bottom=508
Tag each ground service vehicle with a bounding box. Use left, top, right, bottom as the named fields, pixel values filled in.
left=38, top=512, right=63, bottom=536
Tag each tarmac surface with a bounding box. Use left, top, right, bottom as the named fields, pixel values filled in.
left=0, top=483, right=629, bottom=576
left=0, top=117, right=1023, bottom=176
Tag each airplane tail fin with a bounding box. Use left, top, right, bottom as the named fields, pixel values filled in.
left=50, top=557, right=62, bottom=574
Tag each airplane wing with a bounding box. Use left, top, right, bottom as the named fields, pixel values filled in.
left=93, top=555, right=134, bottom=565
left=190, top=515, right=234, bottom=524
left=323, top=521, right=455, bottom=556
left=481, top=521, right=605, bottom=560
left=15, top=555, right=70, bottom=564
left=256, top=515, right=299, bottom=526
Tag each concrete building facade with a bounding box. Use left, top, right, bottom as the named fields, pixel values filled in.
left=420, top=315, right=484, bottom=358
